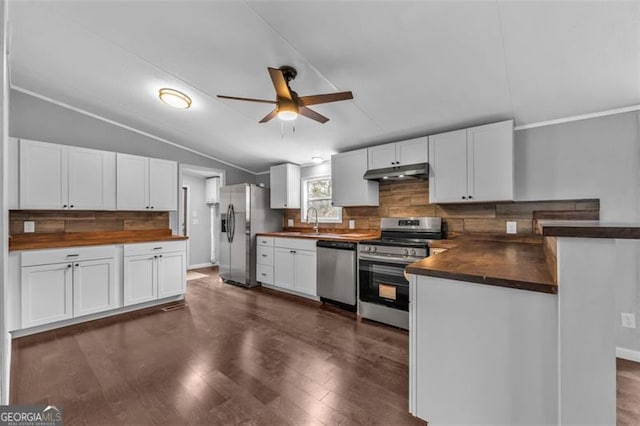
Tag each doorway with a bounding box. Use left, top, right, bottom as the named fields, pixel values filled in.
left=179, top=165, right=225, bottom=270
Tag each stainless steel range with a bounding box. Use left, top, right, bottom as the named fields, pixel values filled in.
left=358, top=217, right=442, bottom=329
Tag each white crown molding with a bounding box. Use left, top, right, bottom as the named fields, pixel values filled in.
left=514, top=104, right=640, bottom=131
left=10, top=85, right=258, bottom=175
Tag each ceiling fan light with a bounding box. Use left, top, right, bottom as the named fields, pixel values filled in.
left=277, top=103, right=298, bottom=121
left=311, top=156, right=323, bottom=164
left=158, top=88, right=191, bottom=109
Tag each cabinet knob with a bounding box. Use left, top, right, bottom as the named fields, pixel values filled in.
left=462, top=196, right=467, bottom=200
left=75, top=263, right=79, bottom=267
left=159, top=255, right=163, bottom=258
left=70, top=205, right=74, bottom=208
left=151, top=206, right=154, bottom=209
left=67, top=264, right=72, bottom=268
left=63, top=205, right=67, bottom=208
left=284, top=204, right=287, bottom=207
left=468, top=195, right=473, bottom=199
left=154, top=255, right=158, bottom=258
left=146, top=206, right=150, bottom=209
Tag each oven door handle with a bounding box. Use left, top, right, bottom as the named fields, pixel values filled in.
left=358, top=254, right=421, bottom=265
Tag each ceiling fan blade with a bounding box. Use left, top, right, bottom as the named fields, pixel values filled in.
left=259, top=109, right=278, bottom=123
left=268, top=67, right=292, bottom=100
left=217, top=95, right=276, bottom=104
left=298, top=91, right=353, bottom=106
left=299, top=106, right=329, bottom=124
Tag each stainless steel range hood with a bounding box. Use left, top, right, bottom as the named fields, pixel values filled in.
left=363, top=162, right=429, bottom=181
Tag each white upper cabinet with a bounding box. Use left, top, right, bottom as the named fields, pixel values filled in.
left=117, top=154, right=177, bottom=211
left=149, top=158, right=178, bottom=210
left=367, top=136, right=429, bottom=169
left=332, top=149, right=379, bottom=207
left=429, top=120, right=514, bottom=203
left=270, top=163, right=301, bottom=209
left=20, top=139, right=116, bottom=210
left=20, top=140, right=68, bottom=209
left=67, top=146, right=116, bottom=210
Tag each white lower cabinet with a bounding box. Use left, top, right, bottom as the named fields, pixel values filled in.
left=271, top=238, right=317, bottom=298
left=123, top=240, right=186, bottom=306
left=21, top=246, right=118, bottom=329
left=21, top=263, right=74, bottom=328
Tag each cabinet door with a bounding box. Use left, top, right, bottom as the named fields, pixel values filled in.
left=21, top=263, right=73, bottom=328
left=123, top=254, right=156, bottom=306
left=368, top=144, right=397, bottom=169
left=467, top=120, right=514, bottom=202
left=293, top=249, right=317, bottom=297
left=117, top=153, right=149, bottom=210
left=149, top=158, right=178, bottom=210
left=19, top=140, right=68, bottom=209
left=73, top=258, right=117, bottom=317
left=68, top=147, right=116, bottom=210
left=428, top=130, right=468, bottom=203
left=157, top=251, right=186, bottom=298
left=331, top=149, right=379, bottom=207
left=270, top=164, right=300, bottom=209
left=396, top=137, right=428, bottom=166
left=273, top=248, right=295, bottom=290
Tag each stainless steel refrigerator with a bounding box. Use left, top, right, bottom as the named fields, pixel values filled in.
left=219, top=183, right=282, bottom=288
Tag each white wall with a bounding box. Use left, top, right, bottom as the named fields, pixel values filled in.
left=0, top=0, right=9, bottom=404
left=515, top=111, right=640, bottom=353
left=183, top=173, right=214, bottom=268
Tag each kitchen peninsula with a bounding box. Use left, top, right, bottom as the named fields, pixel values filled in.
left=407, top=222, right=640, bottom=425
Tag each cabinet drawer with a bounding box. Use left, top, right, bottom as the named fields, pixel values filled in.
left=21, top=245, right=117, bottom=267
left=257, top=246, right=273, bottom=266
left=256, top=236, right=274, bottom=247
left=124, top=240, right=186, bottom=256
left=256, top=264, right=274, bottom=284
left=274, top=237, right=317, bottom=252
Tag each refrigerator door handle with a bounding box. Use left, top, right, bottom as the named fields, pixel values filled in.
left=226, top=204, right=232, bottom=243
left=229, top=204, right=236, bottom=242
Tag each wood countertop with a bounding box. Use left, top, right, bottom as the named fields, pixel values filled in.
left=9, top=229, right=188, bottom=251
left=539, top=220, right=640, bottom=239
left=257, top=231, right=379, bottom=242
left=407, top=240, right=557, bottom=294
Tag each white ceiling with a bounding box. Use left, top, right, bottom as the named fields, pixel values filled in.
left=8, top=1, right=640, bottom=173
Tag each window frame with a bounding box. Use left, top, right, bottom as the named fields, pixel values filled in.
left=300, top=175, right=342, bottom=224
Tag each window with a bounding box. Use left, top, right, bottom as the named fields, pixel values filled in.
left=301, top=176, right=342, bottom=223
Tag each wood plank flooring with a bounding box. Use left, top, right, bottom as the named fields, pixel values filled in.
left=10, top=267, right=640, bottom=425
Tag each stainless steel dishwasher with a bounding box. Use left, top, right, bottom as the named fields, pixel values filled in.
left=316, top=240, right=357, bottom=311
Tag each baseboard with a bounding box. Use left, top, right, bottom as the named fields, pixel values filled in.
left=188, top=263, right=215, bottom=270
left=617, top=346, right=640, bottom=363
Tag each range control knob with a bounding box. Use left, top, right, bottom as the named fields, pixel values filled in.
left=410, top=249, right=417, bottom=256
left=371, top=246, right=377, bottom=253
left=403, top=248, right=410, bottom=256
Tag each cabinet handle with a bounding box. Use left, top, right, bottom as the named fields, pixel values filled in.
left=262, top=254, right=267, bottom=257
left=153, top=247, right=163, bottom=250
left=261, top=273, right=267, bottom=276
left=66, top=254, right=79, bottom=258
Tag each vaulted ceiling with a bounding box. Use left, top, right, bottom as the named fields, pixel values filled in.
left=9, top=1, right=640, bottom=173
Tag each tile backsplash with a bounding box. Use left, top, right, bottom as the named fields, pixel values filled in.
left=284, top=180, right=599, bottom=236
left=9, top=210, right=170, bottom=235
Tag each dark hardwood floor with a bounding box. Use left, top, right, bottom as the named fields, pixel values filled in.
left=10, top=267, right=640, bottom=425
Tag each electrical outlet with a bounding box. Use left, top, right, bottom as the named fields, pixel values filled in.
left=287, top=219, right=294, bottom=227
left=506, top=221, right=517, bottom=234
left=24, top=221, right=35, bottom=233
left=349, top=220, right=355, bottom=229
left=622, top=313, right=636, bottom=329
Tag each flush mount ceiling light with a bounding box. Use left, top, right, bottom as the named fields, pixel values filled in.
left=311, top=156, right=324, bottom=164
left=158, top=88, right=192, bottom=109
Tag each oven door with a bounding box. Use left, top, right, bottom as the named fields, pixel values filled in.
left=359, top=257, right=412, bottom=311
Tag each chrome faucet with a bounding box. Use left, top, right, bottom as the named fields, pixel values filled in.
left=307, top=207, right=319, bottom=233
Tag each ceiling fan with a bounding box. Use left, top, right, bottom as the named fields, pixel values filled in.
left=217, top=66, right=353, bottom=124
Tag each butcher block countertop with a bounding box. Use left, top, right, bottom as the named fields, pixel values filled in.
left=408, top=239, right=557, bottom=294
left=9, top=229, right=188, bottom=251
left=257, top=230, right=379, bottom=243
left=539, top=220, right=640, bottom=239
